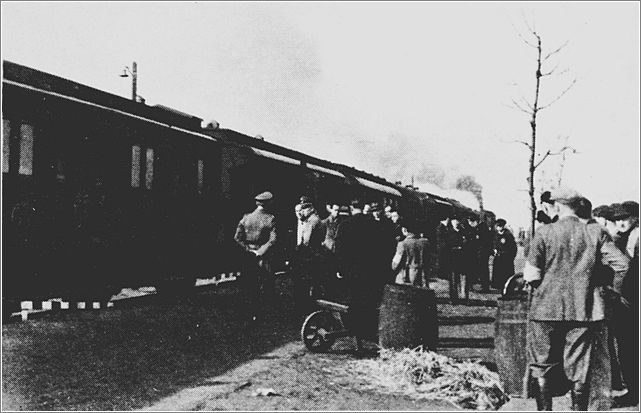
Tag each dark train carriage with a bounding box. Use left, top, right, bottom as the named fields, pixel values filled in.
left=2, top=60, right=223, bottom=302
left=210, top=128, right=404, bottom=272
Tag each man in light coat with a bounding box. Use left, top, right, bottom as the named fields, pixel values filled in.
left=524, top=188, right=629, bottom=411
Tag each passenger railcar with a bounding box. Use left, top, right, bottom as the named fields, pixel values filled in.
left=2, top=60, right=479, bottom=309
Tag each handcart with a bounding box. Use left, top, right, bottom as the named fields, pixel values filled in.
left=301, top=284, right=438, bottom=353
left=300, top=298, right=357, bottom=352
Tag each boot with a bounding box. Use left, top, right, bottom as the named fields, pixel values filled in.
left=535, top=378, right=553, bottom=411
left=571, top=383, right=589, bottom=411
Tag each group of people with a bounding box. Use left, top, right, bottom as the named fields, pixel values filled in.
left=523, top=188, right=638, bottom=410
left=232, top=190, right=519, bottom=321
left=292, top=198, right=401, bottom=317
left=435, top=213, right=518, bottom=301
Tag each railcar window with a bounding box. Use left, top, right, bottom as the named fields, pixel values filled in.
left=197, top=159, right=204, bottom=193
left=19, top=124, right=34, bottom=176
left=145, top=148, right=154, bottom=190
left=55, top=158, right=66, bottom=182
left=2, top=119, right=9, bottom=173
left=131, top=145, right=141, bottom=188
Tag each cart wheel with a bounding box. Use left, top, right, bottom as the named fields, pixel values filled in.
left=301, top=310, right=339, bottom=352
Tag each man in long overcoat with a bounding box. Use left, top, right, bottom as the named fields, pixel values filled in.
left=334, top=199, right=386, bottom=346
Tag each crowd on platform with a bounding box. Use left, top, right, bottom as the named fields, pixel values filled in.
left=232, top=188, right=638, bottom=410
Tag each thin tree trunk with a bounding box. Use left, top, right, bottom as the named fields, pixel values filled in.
left=529, top=34, right=542, bottom=238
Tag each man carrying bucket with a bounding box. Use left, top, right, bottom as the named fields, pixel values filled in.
left=523, top=187, right=629, bottom=411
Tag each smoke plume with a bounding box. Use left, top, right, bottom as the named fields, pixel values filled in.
left=455, top=175, right=484, bottom=210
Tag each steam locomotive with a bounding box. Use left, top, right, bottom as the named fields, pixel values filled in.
left=2, top=60, right=492, bottom=308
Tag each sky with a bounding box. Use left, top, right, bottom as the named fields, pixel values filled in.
left=2, top=2, right=639, bottom=229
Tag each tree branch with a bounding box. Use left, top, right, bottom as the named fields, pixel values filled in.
left=511, top=18, right=537, bottom=48
left=510, top=98, right=533, bottom=114
left=544, top=40, right=569, bottom=61
left=534, top=150, right=552, bottom=170
left=515, top=139, right=533, bottom=150
left=541, top=61, right=560, bottom=77
left=520, top=96, right=534, bottom=111
left=540, top=78, right=578, bottom=110
left=534, top=146, right=578, bottom=170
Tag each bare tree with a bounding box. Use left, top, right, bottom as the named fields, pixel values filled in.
left=509, top=20, right=578, bottom=237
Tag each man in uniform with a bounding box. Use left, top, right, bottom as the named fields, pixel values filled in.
left=234, top=191, right=277, bottom=322
left=491, top=219, right=517, bottom=291
left=465, top=214, right=492, bottom=292
left=524, top=187, right=629, bottom=411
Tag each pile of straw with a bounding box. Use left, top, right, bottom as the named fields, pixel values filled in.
left=327, top=347, right=508, bottom=410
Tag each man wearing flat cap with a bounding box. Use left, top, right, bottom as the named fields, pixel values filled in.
left=293, top=197, right=326, bottom=315
left=524, top=187, right=630, bottom=410
left=538, top=190, right=559, bottom=224
left=234, top=191, right=277, bottom=322
left=609, top=200, right=639, bottom=407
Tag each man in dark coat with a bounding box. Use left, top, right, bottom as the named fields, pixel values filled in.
left=609, top=201, right=639, bottom=407
left=334, top=199, right=386, bottom=346
left=371, top=202, right=398, bottom=284
left=234, top=191, right=277, bottom=322
left=465, top=214, right=492, bottom=292
left=491, top=218, right=517, bottom=291
left=435, top=214, right=451, bottom=280
left=446, top=215, right=468, bottom=302
left=524, top=188, right=629, bottom=411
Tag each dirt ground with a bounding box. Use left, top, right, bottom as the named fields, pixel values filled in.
left=2, top=250, right=638, bottom=411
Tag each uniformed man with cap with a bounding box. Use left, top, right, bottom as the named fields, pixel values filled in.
left=491, top=218, right=517, bottom=290
left=524, top=187, right=629, bottom=410
left=234, top=191, right=277, bottom=322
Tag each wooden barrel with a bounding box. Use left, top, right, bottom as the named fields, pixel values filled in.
left=494, top=295, right=529, bottom=397
left=378, top=284, right=438, bottom=350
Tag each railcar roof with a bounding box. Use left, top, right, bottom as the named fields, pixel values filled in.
left=2, top=60, right=204, bottom=133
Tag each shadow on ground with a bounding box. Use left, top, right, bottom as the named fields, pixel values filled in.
left=2, top=279, right=300, bottom=411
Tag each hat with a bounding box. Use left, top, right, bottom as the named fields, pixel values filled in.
left=338, top=205, right=350, bottom=216
left=255, top=191, right=273, bottom=202
left=611, top=203, right=633, bottom=220
left=622, top=201, right=639, bottom=218
left=592, top=205, right=613, bottom=221
left=496, top=218, right=507, bottom=227
left=549, top=187, right=582, bottom=204
left=540, top=191, right=553, bottom=205
left=298, top=195, right=313, bottom=209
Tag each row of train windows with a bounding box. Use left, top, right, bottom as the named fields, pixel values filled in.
left=2, top=119, right=205, bottom=193
left=130, top=145, right=205, bottom=193
left=3, top=119, right=34, bottom=175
